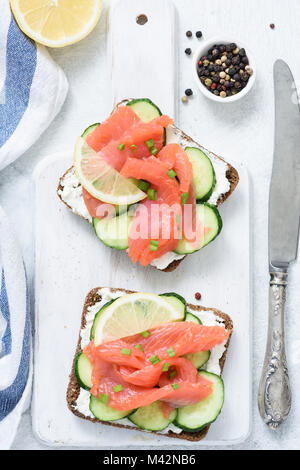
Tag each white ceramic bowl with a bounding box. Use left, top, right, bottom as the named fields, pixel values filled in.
left=193, top=37, right=256, bottom=103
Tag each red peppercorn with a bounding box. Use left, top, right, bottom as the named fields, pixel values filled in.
left=211, top=83, right=217, bottom=90
left=270, top=23, right=275, bottom=29
left=222, top=85, right=226, bottom=91
left=195, top=292, right=202, bottom=300
left=198, top=60, right=203, bottom=66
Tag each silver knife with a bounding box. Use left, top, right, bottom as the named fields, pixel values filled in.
left=258, top=59, right=300, bottom=429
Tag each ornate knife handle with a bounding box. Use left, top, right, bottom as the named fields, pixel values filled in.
left=258, top=270, right=291, bottom=429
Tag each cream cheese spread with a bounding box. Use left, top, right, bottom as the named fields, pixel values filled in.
left=75, top=288, right=227, bottom=435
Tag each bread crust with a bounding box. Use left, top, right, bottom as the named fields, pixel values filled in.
left=57, top=101, right=239, bottom=272
left=66, top=287, right=233, bottom=442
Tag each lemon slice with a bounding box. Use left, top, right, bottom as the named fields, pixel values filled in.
left=74, top=137, right=147, bottom=206
left=94, top=293, right=185, bottom=345
left=10, top=0, right=102, bottom=48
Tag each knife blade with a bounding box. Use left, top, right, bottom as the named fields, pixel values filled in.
left=258, top=59, right=300, bottom=429
left=269, top=59, right=300, bottom=268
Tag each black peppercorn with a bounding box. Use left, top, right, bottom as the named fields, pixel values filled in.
left=228, top=68, right=235, bottom=76
left=185, top=88, right=193, bottom=96
left=186, top=30, right=192, bottom=37
left=196, top=31, right=202, bottom=38
left=239, top=48, right=246, bottom=57
left=233, top=73, right=241, bottom=81
left=185, top=48, right=192, bottom=55
left=242, top=56, right=249, bottom=65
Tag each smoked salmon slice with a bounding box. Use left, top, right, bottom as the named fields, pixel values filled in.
left=86, top=106, right=141, bottom=152
left=158, top=143, right=193, bottom=194
left=83, top=322, right=230, bottom=410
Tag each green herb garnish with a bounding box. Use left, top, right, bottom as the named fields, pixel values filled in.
left=181, top=192, right=189, bottom=205
left=167, top=169, right=176, bottom=179
left=117, top=143, right=125, bottom=151
left=147, top=189, right=157, bottom=200
left=145, top=139, right=154, bottom=149
left=167, top=347, right=176, bottom=358
left=121, top=348, right=131, bottom=356
left=149, top=355, right=160, bottom=365
left=141, top=331, right=150, bottom=338
left=138, top=180, right=150, bottom=192
left=113, top=385, right=123, bottom=393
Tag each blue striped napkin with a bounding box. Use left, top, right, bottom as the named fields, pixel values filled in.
left=0, top=1, right=68, bottom=448
left=0, top=206, right=31, bottom=450
left=0, top=0, right=68, bottom=171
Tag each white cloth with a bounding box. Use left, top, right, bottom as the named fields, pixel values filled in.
left=0, top=0, right=68, bottom=172
left=0, top=206, right=32, bottom=450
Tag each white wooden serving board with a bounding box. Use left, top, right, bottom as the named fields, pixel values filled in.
left=32, top=0, right=251, bottom=447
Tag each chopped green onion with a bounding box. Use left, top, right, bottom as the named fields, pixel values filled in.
left=149, top=240, right=159, bottom=251
left=168, top=370, right=177, bottom=380
left=167, top=169, right=177, bottom=179
left=130, top=144, right=137, bottom=153
left=167, top=347, right=176, bottom=358
left=135, top=344, right=144, bottom=352
left=162, top=362, right=171, bottom=372
left=117, top=143, right=125, bottom=151
left=138, top=180, right=150, bottom=192
left=141, top=331, right=150, bottom=338
left=181, top=192, right=189, bottom=205
left=113, top=384, right=123, bottom=393
left=151, top=147, right=158, bottom=156
left=172, top=382, right=179, bottom=390
left=145, top=139, right=154, bottom=149
left=99, top=393, right=109, bottom=404
left=176, top=214, right=181, bottom=224
left=121, top=348, right=131, bottom=356
left=149, top=244, right=158, bottom=252
left=147, top=189, right=157, bottom=200
left=149, top=355, right=160, bottom=365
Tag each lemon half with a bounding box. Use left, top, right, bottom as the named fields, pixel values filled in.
left=10, top=0, right=102, bottom=48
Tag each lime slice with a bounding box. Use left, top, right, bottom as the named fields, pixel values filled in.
left=94, top=292, right=185, bottom=345
left=74, top=137, right=147, bottom=205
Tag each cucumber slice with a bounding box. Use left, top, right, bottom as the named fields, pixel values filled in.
left=175, top=371, right=224, bottom=432
left=81, top=123, right=100, bottom=139
left=126, top=98, right=162, bottom=122
left=89, top=395, right=132, bottom=421
left=185, top=147, right=216, bottom=202
left=184, top=350, right=211, bottom=369
left=185, top=312, right=202, bottom=324
left=175, top=203, right=222, bottom=255
left=75, top=352, right=93, bottom=390
left=90, top=299, right=117, bottom=340
left=93, top=211, right=133, bottom=250
left=159, top=293, right=186, bottom=320
left=129, top=401, right=177, bottom=431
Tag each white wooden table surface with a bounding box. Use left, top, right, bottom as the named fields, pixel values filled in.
left=1, top=0, right=300, bottom=450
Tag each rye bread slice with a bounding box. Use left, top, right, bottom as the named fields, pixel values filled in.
left=66, top=287, right=233, bottom=442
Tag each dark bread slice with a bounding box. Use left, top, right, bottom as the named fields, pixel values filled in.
left=66, top=287, right=233, bottom=442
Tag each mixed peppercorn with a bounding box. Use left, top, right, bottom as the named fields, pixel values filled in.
left=197, top=43, right=253, bottom=98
